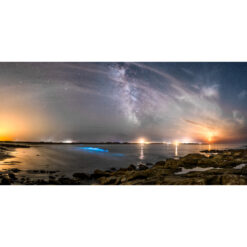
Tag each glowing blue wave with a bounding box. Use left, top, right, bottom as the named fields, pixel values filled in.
left=77, top=146, right=124, bottom=156
left=79, top=147, right=109, bottom=152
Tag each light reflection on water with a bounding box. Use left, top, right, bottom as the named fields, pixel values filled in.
left=0, top=143, right=245, bottom=177
left=139, top=144, right=144, bottom=160
left=175, top=144, right=178, bottom=157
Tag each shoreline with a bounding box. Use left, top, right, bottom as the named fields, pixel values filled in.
left=0, top=144, right=247, bottom=185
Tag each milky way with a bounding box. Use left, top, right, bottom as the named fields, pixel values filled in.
left=0, top=62, right=247, bottom=143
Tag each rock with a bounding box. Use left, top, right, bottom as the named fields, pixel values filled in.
left=127, top=164, right=136, bottom=171
left=1, top=176, right=11, bottom=185
left=221, top=174, right=246, bottom=185
left=200, top=149, right=223, bottom=153
left=126, top=170, right=149, bottom=181
left=57, top=177, right=80, bottom=185
left=180, top=153, right=206, bottom=167
left=241, top=166, right=247, bottom=175
left=73, top=172, right=90, bottom=180
left=35, top=179, right=49, bottom=185
left=8, top=173, right=17, bottom=180
left=98, top=176, right=118, bottom=185
left=164, top=159, right=179, bottom=169
left=162, top=176, right=206, bottom=185
left=10, top=168, right=21, bottom=173
left=91, top=169, right=110, bottom=179
left=138, top=164, right=148, bottom=170
left=153, top=161, right=166, bottom=168
left=197, top=158, right=218, bottom=167
left=146, top=162, right=153, bottom=166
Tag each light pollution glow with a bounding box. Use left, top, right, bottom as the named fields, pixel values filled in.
left=0, top=62, right=246, bottom=143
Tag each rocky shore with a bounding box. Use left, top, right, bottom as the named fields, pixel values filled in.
left=0, top=143, right=247, bottom=185
left=89, top=148, right=247, bottom=185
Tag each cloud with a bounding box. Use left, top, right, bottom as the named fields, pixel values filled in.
left=201, top=84, right=219, bottom=99
left=233, top=110, right=245, bottom=125
left=238, top=90, right=247, bottom=100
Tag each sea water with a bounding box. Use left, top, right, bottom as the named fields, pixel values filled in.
left=0, top=143, right=245, bottom=177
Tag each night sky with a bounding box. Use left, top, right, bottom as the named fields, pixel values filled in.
left=0, top=62, right=247, bottom=143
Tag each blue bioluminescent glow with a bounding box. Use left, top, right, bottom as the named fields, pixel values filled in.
left=77, top=147, right=124, bottom=156
left=79, top=147, right=109, bottom=152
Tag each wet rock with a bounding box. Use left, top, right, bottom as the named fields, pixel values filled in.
left=126, top=170, right=149, bottom=181
left=73, top=172, right=90, bottom=180
left=26, top=169, right=59, bottom=174
left=197, top=158, right=218, bottom=168
left=164, top=159, right=179, bottom=169
left=162, top=176, right=206, bottom=185
left=146, top=162, right=153, bottom=166
left=1, top=176, right=11, bottom=185
left=57, top=177, right=80, bottom=185
left=221, top=174, right=242, bottom=185
left=153, top=161, right=166, bottom=168
left=35, top=179, right=49, bottom=185
left=127, top=164, right=136, bottom=171
left=91, top=169, right=110, bottom=179
left=8, top=173, right=17, bottom=180
left=180, top=153, right=206, bottom=167
left=137, top=164, right=148, bottom=170
left=98, top=176, right=118, bottom=185
left=48, top=178, right=60, bottom=185
left=206, top=173, right=247, bottom=185
left=200, top=149, right=224, bottom=154
left=10, top=168, right=21, bottom=173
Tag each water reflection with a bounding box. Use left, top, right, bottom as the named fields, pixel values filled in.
left=208, top=144, right=211, bottom=152
left=139, top=144, right=144, bottom=160
left=175, top=143, right=178, bottom=157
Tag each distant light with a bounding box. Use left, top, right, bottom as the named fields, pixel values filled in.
left=174, top=140, right=179, bottom=146
left=207, top=132, right=213, bottom=143
left=180, top=138, right=192, bottom=144
left=79, top=147, right=109, bottom=152
left=62, top=140, right=73, bottom=144
left=138, top=138, right=145, bottom=144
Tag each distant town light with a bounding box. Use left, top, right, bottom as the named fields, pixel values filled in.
left=138, top=138, right=145, bottom=144
left=62, top=140, right=73, bottom=144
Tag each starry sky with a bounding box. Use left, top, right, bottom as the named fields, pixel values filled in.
left=0, top=62, right=247, bottom=143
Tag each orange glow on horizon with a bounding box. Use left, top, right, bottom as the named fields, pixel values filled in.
left=0, top=127, right=14, bottom=141
left=0, top=113, right=33, bottom=141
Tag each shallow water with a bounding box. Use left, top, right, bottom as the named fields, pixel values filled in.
left=234, top=163, right=247, bottom=169
left=0, top=143, right=245, bottom=178
left=175, top=167, right=216, bottom=175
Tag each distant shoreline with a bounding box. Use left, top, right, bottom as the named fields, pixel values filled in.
left=0, top=141, right=246, bottom=145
